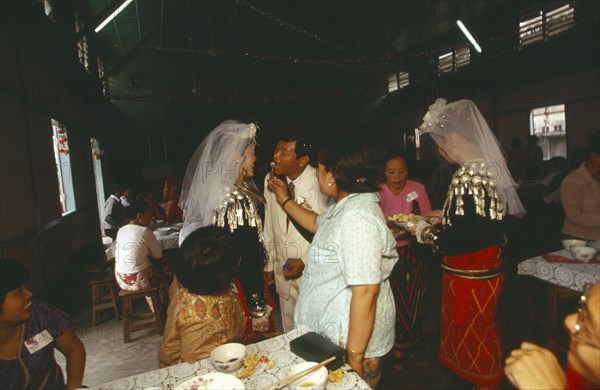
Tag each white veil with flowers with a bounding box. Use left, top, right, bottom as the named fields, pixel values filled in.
left=179, top=120, right=257, bottom=242
left=419, top=98, right=525, bottom=216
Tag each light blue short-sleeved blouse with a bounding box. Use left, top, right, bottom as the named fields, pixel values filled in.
left=293, top=192, right=398, bottom=358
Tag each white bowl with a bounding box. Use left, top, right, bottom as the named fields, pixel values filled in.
left=570, top=246, right=598, bottom=261
left=210, top=343, right=246, bottom=372
left=562, top=239, right=587, bottom=251
left=153, top=227, right=171, bottom=236
left=589, top=240, right=600, bottom=251
left=175, top=372, right=245, bottom=390
left=287, top=362, right=328, bottom=390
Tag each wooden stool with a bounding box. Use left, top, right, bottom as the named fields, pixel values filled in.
left=90, top=271, right=119, bottom=325
left=119, top=287, right=163, bottom=343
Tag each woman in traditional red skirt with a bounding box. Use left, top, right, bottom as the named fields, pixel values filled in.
left=410, top=99, right=526, bottom=388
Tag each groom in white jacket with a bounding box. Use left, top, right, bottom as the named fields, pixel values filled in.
left=263, top=130, right=329, bottom=332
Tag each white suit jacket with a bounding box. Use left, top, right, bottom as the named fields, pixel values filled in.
left=263, top=166, right=330, bottom=299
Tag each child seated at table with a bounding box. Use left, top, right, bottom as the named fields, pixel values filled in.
left=115, top=200, right=162, bottom=292
left=159, top=226, right=246, bottom=367
left=0, top=258, right=86, bottom=389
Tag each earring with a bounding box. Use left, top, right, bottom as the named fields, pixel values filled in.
left=327, top=183, right=333, bottom=187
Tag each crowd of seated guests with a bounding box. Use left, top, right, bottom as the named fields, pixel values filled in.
left=517, top=157, right=570, bottom=253
left=560, top=132, right=600, bottom=242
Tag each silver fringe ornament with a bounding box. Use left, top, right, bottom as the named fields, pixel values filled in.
left=212, top=181, right=268, bottom=261
left=443, top=161, right=506, bottom=226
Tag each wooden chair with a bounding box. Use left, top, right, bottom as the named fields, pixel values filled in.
left=119, top=287, right=163, bottom=343
left=89, top=271, right=119, bottom=325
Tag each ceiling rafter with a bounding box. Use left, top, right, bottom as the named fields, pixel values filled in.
left=102, top=29, right=158, bottom=80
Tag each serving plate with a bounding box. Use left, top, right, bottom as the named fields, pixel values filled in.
left=175, top=372, right=245, bottom=390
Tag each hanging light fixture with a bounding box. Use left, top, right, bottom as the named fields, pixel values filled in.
left=456, top=20, right=482, bottom=53
left=95, top=0, right=134, bottom=33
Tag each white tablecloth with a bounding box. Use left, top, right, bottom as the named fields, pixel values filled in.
left=517, top=249, right=600, bottom=292
left=91, top=326, right=370, bottom=390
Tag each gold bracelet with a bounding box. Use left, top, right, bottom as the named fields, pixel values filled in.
left=280, top=197, right=292, bottom=208
left=346, top=346, right=365, bottom=356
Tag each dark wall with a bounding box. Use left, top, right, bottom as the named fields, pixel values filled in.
left=0, top=13, right=135, bottom=311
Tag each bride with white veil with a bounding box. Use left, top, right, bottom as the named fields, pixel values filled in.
left=178, top=120, right=271, bottom=328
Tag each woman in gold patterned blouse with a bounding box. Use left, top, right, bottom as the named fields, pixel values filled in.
left=159, top=226, right=245, bottom=367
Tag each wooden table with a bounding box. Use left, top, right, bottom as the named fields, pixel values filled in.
left=90, top=326, right=370, bottom=390
left=518, top=249, right=600, bottom=352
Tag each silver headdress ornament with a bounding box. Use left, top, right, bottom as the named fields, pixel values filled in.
left=419, top=98, right=447, bottom=134
left=246, top=123, right=258, bottom=144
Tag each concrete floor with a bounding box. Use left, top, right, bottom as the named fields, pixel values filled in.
left=55, top=306, right=163, bottom=386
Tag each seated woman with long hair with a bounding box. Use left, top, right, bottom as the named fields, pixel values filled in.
left=159, top=226, right=245, bottom=367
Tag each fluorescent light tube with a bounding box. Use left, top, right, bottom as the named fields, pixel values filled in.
left=456, top=20, right=482, bottom=53
left=95, top=0, right=134, bottom=33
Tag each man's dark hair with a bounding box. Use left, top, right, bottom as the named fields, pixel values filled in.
left=111, top=183, right=124, bottom=194
left=279, top=124, right=315, bottom=164
left=176, top=226, right=236, bottom=295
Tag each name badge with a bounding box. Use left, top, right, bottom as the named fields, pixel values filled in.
left=404, top=191, right=419, bottom=202
left=24, top=330, right=53, bottom=354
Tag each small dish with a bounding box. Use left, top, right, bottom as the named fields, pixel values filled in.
left=175, top=372, right=245, bottom=390
left=154, top=227, right=171, bottom=236
left=287, top=362, right=328, bottom=390
left=562, top=239, right=587, bottom=251
left=570, top=246, right=597, bottom=261
left=210, top=343, right=246, bottom=372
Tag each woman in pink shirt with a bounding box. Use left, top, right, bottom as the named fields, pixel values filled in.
left=379, top=152, right=431, bottom=369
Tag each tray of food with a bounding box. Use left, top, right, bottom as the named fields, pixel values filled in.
left=388, top=213, right=424, bottom=227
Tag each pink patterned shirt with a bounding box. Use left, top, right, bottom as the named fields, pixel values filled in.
left=379, top=180, right=432, bottom=247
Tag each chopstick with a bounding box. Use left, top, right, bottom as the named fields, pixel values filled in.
left=266, top=356, right=336, bottom=390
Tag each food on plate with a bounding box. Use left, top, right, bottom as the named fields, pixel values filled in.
left=328, top=368, right=343, bottom=383
left=388, top=213, right=420, bottom=223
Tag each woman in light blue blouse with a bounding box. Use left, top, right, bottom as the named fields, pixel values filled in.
left=267, top=139, right=398, bottom=388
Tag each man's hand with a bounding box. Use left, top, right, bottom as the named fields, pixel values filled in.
left=283, top=258, right=304, bottom=280
left=263, top=271, right=275, bottom=287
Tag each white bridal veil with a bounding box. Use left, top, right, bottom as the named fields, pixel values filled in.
left=419, top=98, right=525, bottom=216
left=179, top=120, right=258, bottom=235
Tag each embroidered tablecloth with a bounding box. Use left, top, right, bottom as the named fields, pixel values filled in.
left=91, top=326, right=370, bottom=390
left=517, top=249, right=600, bottom=292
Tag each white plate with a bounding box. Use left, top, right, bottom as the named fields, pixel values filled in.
left=175, top=372, right=245, bottom=390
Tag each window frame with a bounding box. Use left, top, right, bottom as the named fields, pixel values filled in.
left=529, top=104, right=567, bottom=160
left=51, top=119, right=77, bottom=215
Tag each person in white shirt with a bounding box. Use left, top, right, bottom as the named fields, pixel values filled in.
left=115, top=200, right=162, bottom=291
left=120, top=186, right=133, bottom=207
left=263, top=131, right=329, bottom=332
left=103, top=183, right=125, bottom=240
